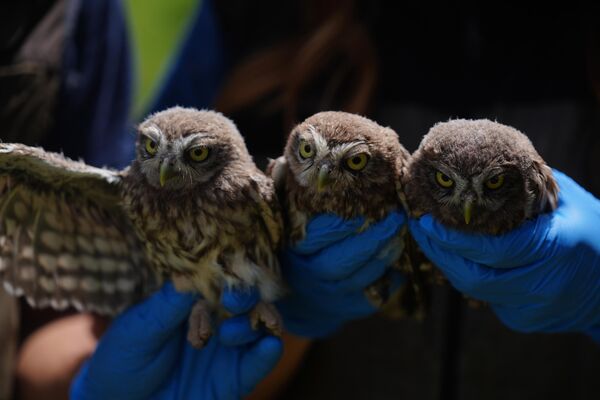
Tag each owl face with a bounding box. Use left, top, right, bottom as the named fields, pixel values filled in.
left=405, top=119, right=557, bottom=234
left=284, top=112, right=402, bottom=198
left=135, top=107, right=250, bottom=191
left=416, top=153, right=526, bottom=232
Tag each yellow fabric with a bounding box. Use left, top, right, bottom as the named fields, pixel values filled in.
left=124, top=0, right=199, bottom=116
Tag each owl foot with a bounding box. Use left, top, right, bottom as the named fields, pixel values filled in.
left=249, top=301, right=283, bottom=337
left=187, top=299, right=213, bottom=349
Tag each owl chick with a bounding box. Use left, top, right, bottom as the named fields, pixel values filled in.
left=0, top=107, right=284, bottom=348
left=269, top=111, right=426, bottom=316
left=404, top=119, right=559, bottom=235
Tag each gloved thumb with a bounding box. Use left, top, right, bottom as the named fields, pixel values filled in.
left=240, top=336, right=283, bottom=395
left=105, top=281, right=198, bottom=351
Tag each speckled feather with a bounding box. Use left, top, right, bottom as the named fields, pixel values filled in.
left=0, top=108, right=284, bottom=321
left=0, top=144, right=154, bottom=315
left=125, top=108, right=283, bottom=309
left=122, top=157, right=283, bottom=307
left=269, top=111, right=428, bottom=317
left=270, top=111, right=410, bottom=241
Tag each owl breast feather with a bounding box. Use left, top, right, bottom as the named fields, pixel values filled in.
left=121, top=179, right=282, bottom=306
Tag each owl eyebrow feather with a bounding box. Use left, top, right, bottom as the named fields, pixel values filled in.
left=306, top=125, right=320, bottom=138
left=183, top=133, right=219, bottom=146
left=333, top=141, right=368, bottom=154
left=139, top=125, right=163, bottom=141
left=306, top=125, right=329, bottom=154
left=425, top=160, right=456, bottom=179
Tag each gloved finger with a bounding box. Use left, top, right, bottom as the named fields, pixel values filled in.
left=221, top=286, right=259, bottom=315
left=585, top=324, right=600, bottom=344
left=218, top=315, right=262, bottom=346
left=330, top=291, right=378, bottom=318
left=409, top=214, right=552, bottom=268
left=292, top=214, right=366, bottom=255
left=386, top=270, right=407, bottom=294
left=327, top=258, right=388, bottom=292
left=490, top=302, right=554, bottom=333
left=73, top=326, right=185, bottom=397
left=411, top=226, right=549, bottom=303
left=551, top=170, right=600, bottom=236
left=289, top=290, right=376, bottom=320
left=306, top=211, right=406, bottom=280
left=107, top=281, right=198, bottom=348
left=239, top=336, right=283, bottom=395
left=328, top=243, right=403, bottom=292
left=69, top=360, right=92, bottom=398
left=552, top=169, right=582, bottom=195
left=410, top=226, right=501, bottom=299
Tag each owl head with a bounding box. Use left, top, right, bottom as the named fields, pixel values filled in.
left=134, top=107, right=252, bottom=191
left=404, top=119, right=559, bottom=234
left=284, top=111, right=407, bottom=201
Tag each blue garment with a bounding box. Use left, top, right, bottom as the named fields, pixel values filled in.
left=49, top=0, right=226, bottom=169
left=50, top=0, right=134, bottom=169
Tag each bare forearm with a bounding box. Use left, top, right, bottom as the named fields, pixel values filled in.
left=15, top=314, right=108, bottom=400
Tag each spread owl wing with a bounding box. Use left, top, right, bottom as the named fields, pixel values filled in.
left=0, top=143, right=157, bottom=316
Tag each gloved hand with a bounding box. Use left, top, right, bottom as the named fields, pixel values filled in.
left=409, top=170, right=600, bottom=341
left=70, top=282, right=283, bottom=399
left=277, top=211, right=406, bottom=338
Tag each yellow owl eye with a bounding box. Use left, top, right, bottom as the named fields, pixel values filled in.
left=435, top=171, right=454, bottom=188
left=188, top=146, right=209, bottom=162
left=299, top=140, right=315, bottom=159
left=145, top=137, right=158, bottom=155
left=346, top=153, right=369, bottom=171
left=485, top=174, right=505, bottom=189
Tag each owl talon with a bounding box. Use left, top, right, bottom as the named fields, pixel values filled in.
left=249, top=302, right=283, bottom=337
left=187, top=300, right=213, bottom=349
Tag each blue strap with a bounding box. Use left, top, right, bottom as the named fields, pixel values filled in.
left=50, top=0, right=134, bottom=169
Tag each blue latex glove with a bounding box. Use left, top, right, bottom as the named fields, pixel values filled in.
left=409, top=171, right=600, bottom=341
left=277, top=211, right=407, bottom=338
left=70, top=282, right=283, bottom=399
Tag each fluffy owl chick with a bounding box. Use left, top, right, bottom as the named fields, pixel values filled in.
left=269, top=111, right=425, bottom=315
left=123, top=107, right=284, bottom=346
left=404, top=119, right=559, bottom=234
left=0, top=107, right=284, bottom=348
left=270, top=111, right=408, bottom=239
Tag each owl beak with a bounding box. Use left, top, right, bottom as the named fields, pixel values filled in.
left=317, top=165, right=332, bottom=192
left=463, top=200, right=473, bottom=225
left=159, top=161, right=177, bottom=187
